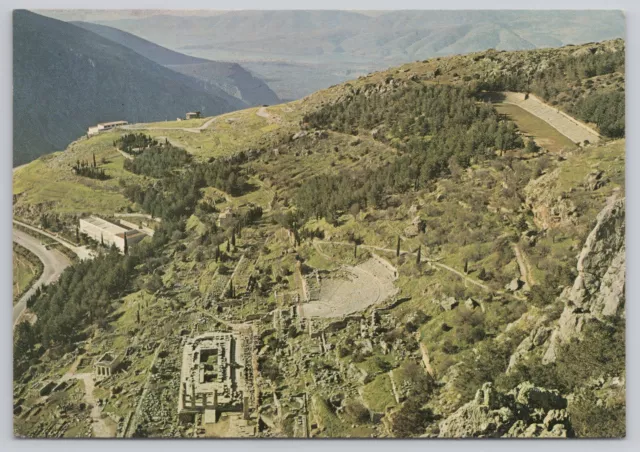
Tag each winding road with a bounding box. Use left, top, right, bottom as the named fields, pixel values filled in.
left=12, top=228, right=72, bottom=325
left=122, top=116, right=217, bottom=133
left=13, top=219, right=94, bottom=261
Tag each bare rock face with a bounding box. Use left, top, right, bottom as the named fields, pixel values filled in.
left=506, top=321, right=552, bottom=373
left=543, top=197, right=625, bottom=363
left=438, top=382, right=572, bottom=438
left=583, top=169, right=608, bottom=191
left=524, top=168, right=578, bottom=230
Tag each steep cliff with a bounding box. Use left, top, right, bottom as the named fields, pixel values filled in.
left=439, top=382, right=573, bottom=438
left=543, top=196, right=625, bottom=363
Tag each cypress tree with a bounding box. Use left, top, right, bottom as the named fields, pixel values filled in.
left=93, top=153, right=97, bottom=168
left=416, top=245, right=421, bottom=265
left=124, top=234, right=129, bottom=255
left=396, top=236, right=401, bottom=257
left=231, top=230, right=236, bottom=247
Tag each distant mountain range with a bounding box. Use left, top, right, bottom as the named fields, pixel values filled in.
left=71, top=21, right=280, bottom=107
left=85, top=10, right=625, bottom=60
left=13, top=11, right=278, bottom=166
left=39, top=9, right=624, bottom=100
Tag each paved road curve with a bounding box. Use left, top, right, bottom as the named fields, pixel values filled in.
left=13, top=219, right=94, bottom=261
left=12, top=228, right=72, bottom=326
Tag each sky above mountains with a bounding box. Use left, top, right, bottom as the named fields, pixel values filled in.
left=34, top=10, right=625, bottom=100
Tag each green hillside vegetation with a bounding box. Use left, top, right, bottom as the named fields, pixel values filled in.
left=13, top=40, right=625, bottom=439
left=13, top=244, right=43, bottom=304
left=122, top=142, right=192, bottom=178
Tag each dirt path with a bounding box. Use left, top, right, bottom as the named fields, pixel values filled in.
left=501, top=92, right=601, bottom=144
left=77, top=373, right=114, bottom=438
left=417, top=338, right=436, bottom=378
left=117, top=149, right=133, bottom=160
left=122, top=116, right=217, bottom=134
left=313, top=241, right=332, bottom=260
left=58, top=356, right=114, bottom=437
left=153, top=135, right=190, bottom=153
left=256, top=106, right=281, bottom=124
left=315, top=239, right=492, bottom=292
left=512, top=244, right=535, bottom=287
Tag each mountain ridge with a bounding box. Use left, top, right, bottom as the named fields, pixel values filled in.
left=70, top=21, right=281, bottom=107
left=13, top=10, right=248, bottom=166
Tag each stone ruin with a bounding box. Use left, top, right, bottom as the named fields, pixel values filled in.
left=178, top=332, right=250, bottom=425
left=93, top=352, right=122, bottom=380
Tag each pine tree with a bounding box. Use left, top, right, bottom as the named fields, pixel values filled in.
left=227, top=280, right=234, bottom=298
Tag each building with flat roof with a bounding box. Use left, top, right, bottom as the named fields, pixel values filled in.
left=186, top=111, right=201, bottom=120
left=79, top=215, right=147, bottom=253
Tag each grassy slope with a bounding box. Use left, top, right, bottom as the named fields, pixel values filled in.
left=13, top=40, right=625, bottom=438
left=13, top=40, right=621, bottom=221
left=13, top=243, right=43, bottom=304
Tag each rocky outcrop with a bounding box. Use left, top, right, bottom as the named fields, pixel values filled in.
left=507, top=320, right=552, bottom=373
left=543, top=197, right=625, bottom=363
left=524, top=168, right=578, bottom=230
left=438, top=382, right=572, bottom=438
left=583, top=169, right=608, bottom=191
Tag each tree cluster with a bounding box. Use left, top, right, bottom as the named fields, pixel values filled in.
left=297, top=84, right=523, bottom=222
left=72, top=157, right=109, bottom=180
left=123, top=145, right=192, bottom=178
left=123, top=159, right=248, bottom=221
left=478, top=47, right=625, bottom=137
left=115, top=133, right=159, bottom=153
left=574, top=91, right=625, bottom=138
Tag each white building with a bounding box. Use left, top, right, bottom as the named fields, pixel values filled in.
left=87, top=120, right=128, bottom=137
left=79, top=216, right=147, bottom=253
